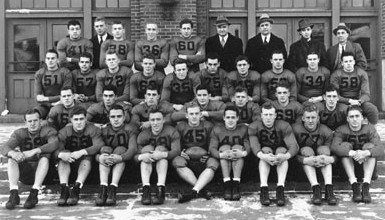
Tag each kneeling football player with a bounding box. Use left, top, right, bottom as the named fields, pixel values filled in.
left=174, top=103, right=218, bottom=203
left=209, top=106, right=250, bottom=200
left=135, top=110, right=181, bottom=205
left=95, top=104, right=138, bottom=206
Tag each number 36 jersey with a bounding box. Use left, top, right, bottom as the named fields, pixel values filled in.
left=135, top=38, right=169, bottom=72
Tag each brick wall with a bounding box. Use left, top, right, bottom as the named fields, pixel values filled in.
left=130, top=0, right=200, bottom=41
left=196, top=0, right=208, bottom=37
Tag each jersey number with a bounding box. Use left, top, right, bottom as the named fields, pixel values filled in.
left=76, top=77, right=94, bottom=87
left=305, top=76, right=323, bottom=87
left=43, top=75, right=59, bottom=86
left=143, top=45, right=160, bottom=56
left=183, top=129, right=205, bottom=143
left=177, top=41, right=195, bottom=51
left=341, top=77, right=358, bottom=88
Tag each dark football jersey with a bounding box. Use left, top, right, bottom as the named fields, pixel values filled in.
left=226, top=70, right=261, bottom=103
left=315, top=102, right=348, bottom=131
left=99, top=39, right=135, bottom=68
left=57, top=37, right=93, bottom=71
left=131, top=101, right=174, bottom=127
left=226, top=101, right=261, bottom=124
left=176, top=120, right=213, bottom=151
left=161, top=72, right=200, bottom=105
left=47, top=104, right=76, bottom=131
left=296, top=66, right=330, bottom=103
left=261, top=69, right=297, bottom=103
left=292, top=122, right=332, bottom=149
left=129, top=71, right=165, bottom=105
left=86, top=102, right=131, bottom=125
left=72, top=69, right=99, bottom=102
left=271, top=100, right=303, bottom=124
left=135, top=38, right=169, bottom=71
left=169, top=36, right=205, bottom=72
left=199, top=68, right=229, bottom=101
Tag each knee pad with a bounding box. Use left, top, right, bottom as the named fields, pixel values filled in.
left=340, top=142, right=353, bottom=151
left=300, top=146, right=315, bottom=157
left=219, top=144, right=231, bottom=152
left=172, top=156, right=187, bottom=168
left=261, top=146, right=273, bottom=154
left=100, top=146, right=113, bottom=154
left=276, top=146, right=288, bottom=154
left=232, top=144, right=244, bottom=151
left=363, top=143, right=375, bottom=151
left=155, top=145, right=168, bottom=152
left=113, top=146, right=127, bottom=155
left=317, top=145, right=331, bottom=156
left=141, top=145, right=155, bottom=153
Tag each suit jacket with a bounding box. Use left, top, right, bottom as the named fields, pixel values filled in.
left=245, top=33, right=287, bottom=74
left=287, top=37, right=327, bottom=73
left=91, top=33, right=113, bottom=69
left=205, top=34, right=243, bottom=72
left=326, top=40, right=367, bottom=71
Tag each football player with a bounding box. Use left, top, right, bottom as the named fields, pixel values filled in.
left=47, top=87, right=77, bottom=131
left=226, top=86, right=261, bottom=124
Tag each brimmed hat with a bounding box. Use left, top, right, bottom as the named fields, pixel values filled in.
left=333, top=23, right=351, bottom=35
left=297, top=19, right=314, bottom=31
left=213, top=16, right=230, bottom=26
left=257, top=14, right=274, bottom=27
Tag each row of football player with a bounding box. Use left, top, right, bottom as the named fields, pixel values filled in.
left=2, top=98, right=382, bottom=209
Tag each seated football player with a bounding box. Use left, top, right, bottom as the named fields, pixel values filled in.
left=292, top=104, right=337, bottom=205
left=226, top=86, right=261, bottom=125
left=249, top=102, right=299, bottom=206
left=296, top=51, right=330, bottom=104
left=271, top=81, right=303, bottom=124
left=87, top=85, right=131, bottom=128
left=131, top=85, right=174, bottom=129
left=95, top=104, right=137, bottom=206
left=226, top=55, right=261, bottom=103
left=198, top=53, right=229, bottom=102
left=331, top=105, right=384, bottom=203
left=130, top=54, right=165, bottom=106
left=171, top=85, right=226, bottom=125
left=1, top=109, right=58, bottom=209
left=161, top=59, right=201, bottom=111
left=71, top=52, right=99, bottom=106
left=174, top=104, right=218, bottom=203
left=95, top=50, right=133, bottom=102
left=135, top=110, right=181, bottom=205
left=315, top=85, right=348, bottom=131
left=47, top=87, right=77, bottom=131
left=209, top=106, right=250, bottom=201
left=55, top=106, right=104, bottom=206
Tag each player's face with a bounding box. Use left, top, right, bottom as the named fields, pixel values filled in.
left=324, top=91, right=339, bottom=109
left=103, top=90, right=116, bottom=107
left=275, top=87, right=290, bottom=105
left=300, top=27, right=312, bottom=39
left=347, top=109, right=363, bottom=130
left=105, top=54, right=120, bottom=70
left=196, top=89, right=209, bottom=106
left=174, top=63, right=188, bottom=80
left=45, top=52, right=59, bottom=69
left=181, top=23, right=192, bottom=38
left=186, top=106, right=201, bottom=126
left=336, top=29, right=349, bottom=44
left=236, top=60, right=250, bottom=76
left=109, top=109, right=125, bottom=128
left=216, top=24, right=229, bottom=37
left=234, top=91, right=248, bottom=107
left=142, top=58, right=155, bottom=74
left=145, top=23, right=158, bottom=41
left=68, top=25, right=81, bottom=40
left=306, top=54, right=319, bottom=70
left=206, top=59, right=220, bottom=74
left=271, top=53, right=285, bottom=70
left=144, top=90, right=159, bottom=106
left=341, top=55, right=355, bottom=72
left=149, top=112, right=164, bottom=134
left=94, top=20, right=108, bottom=36
left=112, top=24, right=125, bottom=40
left=259, top=22, right=272, bottom=35
left=60, top=89, right=75, bottom=108
left=79, top=57, right=92, bottom=72
left=224, top=110, right=238, bottom=130
left=25, top=113, right=41, bottom=133
left=71, top=114, right=86, bottom=132
left=261, top=108, right=276, bottom=128
left=302, top=111, right=319, bottom=131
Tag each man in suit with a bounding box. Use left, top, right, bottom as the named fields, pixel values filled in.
left=91, top=17, right=113, bottom=69
left=326, top=23, right=367, bottom=72
left=245, top=13, right=287, bottom=74
left=205, top=16, right=243, bottom=73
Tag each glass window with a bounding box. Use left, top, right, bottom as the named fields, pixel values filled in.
left=13, top=25, right=40, bottom=72
left=52, top=24, right=69, bottom=51
left=312, top=23, right=325, bottom=45
left=347, top=23, right=371, bottom=59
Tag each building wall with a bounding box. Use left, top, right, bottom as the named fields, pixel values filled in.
left=381, top=0, right=385, bottom=110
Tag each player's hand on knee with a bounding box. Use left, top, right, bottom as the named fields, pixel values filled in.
left=181, top=150, right=190, bottom=161
left=9, top=151, right=25, bottom=163
left=109, top=154, right=123, bottom=164
left=219, top=150, right=233, bottom=160
left=58, top=152, right=74, bottom=163
left=303, top=156, right=317, bottom=166
left=261, top=153, right=276, bottom=166
left=354, top=150, right=370, bottom=163
left=275, top=153, right=289, bottom=165
left=139, top=153, right=154, bottom=163
left=70, top=150, right=86, bottom=160
left=150, top=151, right=167, bottom=161
left=22, top=149, right=39, bottom=159
left=231, top=149, right=246, bottom=160
left=99, top=154, right=110, bottom=166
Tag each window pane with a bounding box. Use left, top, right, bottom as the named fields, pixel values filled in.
left=13, top=25, right=40, bottom=72
left=21, top=0, right=33, bottom=8
left=52, top=25, right=68, bottom=50
left=107, top=0, right=118, bottom=8
left=312, top=23, right=325, bottom=45
left=211, top=0, right=222, bottom=8
left=348, top=23, right=371, bottom=59
left=223, top=0, right=233, bottom=8
left=234, top=0, right=245, bottom=7
left=119, top=0, right=130, bottom=7
left=258, top=0, right=269, bottom=7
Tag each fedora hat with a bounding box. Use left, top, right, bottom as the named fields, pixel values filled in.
left=297, top=19, right=314, bottom=31
left=257, top=13, right=274, bottom=27
left=214, top=16, right=230, bottom=26
left=333, top=23, right=351, bottom=35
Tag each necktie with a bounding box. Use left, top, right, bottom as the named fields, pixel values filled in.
left=99, top=36, right=103, bottom=45
left=221, top=37, right=226, bottom=47
left=342, top=45, right=345, bottom=54
left=263, top=36, right=268, bottom=45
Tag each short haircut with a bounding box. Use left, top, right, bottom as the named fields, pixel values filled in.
left=325, top=84, right=339, bottom=94
left=143, top=53, right=156, bottom=62
left=224, top=106, right=239, bottom=117
left=180, top=18, right=194, bottom=28
left=94, top=17, right=107, bottom=24
left=67, top=19, right=81, bottom=29
left=103, top=85, right=117, bottom=95
left=271, top=49, right=285, bottom=59
left=206, top=52, right=220, bottom=62
left=106, top=49, right=118, bottom=56
left=79, top=52, right=93, bottom=62
left=347, top=105, right=363, bottom=115
left=303, top=103, right=319, bottom=114
left=234, top=86, right=248, bottom=94
left=195, top=85, right=209, bottom=94
left=341, top=51, right=355, bottom=60
left=173, top=58, right=188, bottom=66
left=307, top=50, right=320, bottom=58
left=261, top=102, right=275, bottom=111
left=146, top=84, right=160, bottom=94
left=69, top=105, right=87, bottom=118
left=61, top=86, right=74, bottom=93
left=46, top=49, right=58, bottom=58
left=24, top=109, right=41, bottom=120
left=109, top=103, right=125, bottom=115
left=112, top=20, right=124, bottom=28
left=186, top=102, right=200, bottom=112
left=235, top=55, right=250, bottom=64
left=275, top=80, right=290, bottom=91
left=148, top=108, right=163, bottom=117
